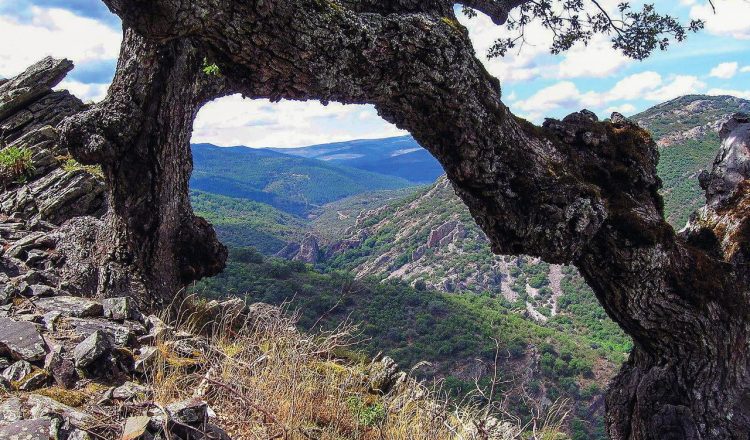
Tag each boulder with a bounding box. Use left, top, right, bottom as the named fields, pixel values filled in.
left=103, top=297, right=136, bottom=321
left=66, top=317, right=143, bottom=346
left=0, top=317, right=47, bottom=361
left=34, top=296, right=103, bottom=318
left=73, top=330, right=112, bottom=368
left=0, top=57, right=73, bottom=121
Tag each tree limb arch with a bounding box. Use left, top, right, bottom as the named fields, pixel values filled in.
left=60, top=0, right=750, bottom=438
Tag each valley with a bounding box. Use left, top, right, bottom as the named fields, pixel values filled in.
left=188, top=94, right=749, bottom=440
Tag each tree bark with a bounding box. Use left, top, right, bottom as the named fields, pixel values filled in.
left=59, top=30, right=228, bottom=311
left=66, top=1, right=749, bottom=437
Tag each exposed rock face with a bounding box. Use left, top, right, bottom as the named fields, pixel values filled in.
left=277, top=234, right=321, bottom=264
left=0, top=58, right=105, bottom=223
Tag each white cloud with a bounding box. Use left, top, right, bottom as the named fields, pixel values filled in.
left=741, top=66, right=750, bottom=73
left=604, top=103, right=637, bottom=115
left=709, top=62, right=739, bottom=79
left=605, top=71, right=663, bottom=101
left=0, top=7, right=121, bottom=78
left=707, top=88, right=750, bottom=99
left=645, top=75, right=706, bottom=101
left=691, top=0, right=750, bottom=40
left=57, top=80, right=109, bottom=102
left=557, top=35, right=631, bottom=79
left=192, top=95, right=406, bottom=148
left=460, top=11, right=551, bottom=82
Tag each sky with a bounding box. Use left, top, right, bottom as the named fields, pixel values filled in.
left=1, top=0, right=750, bottom=148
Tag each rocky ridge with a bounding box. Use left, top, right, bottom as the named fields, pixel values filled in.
left=0, top=59, right=238, bottom=440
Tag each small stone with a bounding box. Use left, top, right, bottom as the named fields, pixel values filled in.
left=103, top=297, right=135, bottom=321
left=0, top=396, right=22, bottom=424
left=1, top=360, right=32, bottom=382
left=25, top=284, right=55, bottom=297
left=112, top=381, right=150, bottom=401
left=16, top=368, right=49, bottom=391
left=134, top=346, right=158, bottom=374
left=34, top=296, right=103, bottom=317
left=42, top=311, right=62, bottom=331
left=73, top=330, right=111, bottom=368
left=0, top=419, right=51, bottom=440
left=45, top=348, right=77, bottom=389
left=144, top=315, right=172, bottom=341
left=68, top=429, right=93, bottom=440
left=122, top=416, right=152, bottom=440
left=0, top=317, right=47, bottom=361
left=168, top=398, right=208, bottom=424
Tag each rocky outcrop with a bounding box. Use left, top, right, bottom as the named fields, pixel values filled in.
left=0, top=58, right=105, bottom=224
left=276, top=235, right=320, bottom=264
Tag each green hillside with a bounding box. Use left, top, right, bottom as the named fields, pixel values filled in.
left=191, top=190, right=308, bottom=254
left=191, top=143, right=414, bottom=217
left=192, top=248, right=627, bottom=440
left=632, top=95, right=750, bottom=227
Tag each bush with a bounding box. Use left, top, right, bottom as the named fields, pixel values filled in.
left=0, top=146, right=34, bottom=185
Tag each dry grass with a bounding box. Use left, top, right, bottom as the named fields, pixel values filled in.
left=140, top=297, right=530, bottom=440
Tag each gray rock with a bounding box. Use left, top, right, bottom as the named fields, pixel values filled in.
left=121, top=416, right=152, bottom=440
left=0, top=317, right=46, bottom=361
left=0, top=57, right=73, bottom=120
left=113, top=381, right=150, bottom=401
left=67, top=429, right=93, bottom=440
left=73, top=330, right=111, bottom=368
left=26, top=284, right=55, bottom=297
left=66, top=317, right=143, bottom=346
left=134, top=346, right=158, bottom=374
left=1, top=360, right=32, bottom=382
left=102, top=297, right=135, bottom=321
left=150, top=398, right=208, bottom=425
left=0, top=397, right=22, bottom=424
left=27, top=395, right=94, bottom=427
left=44, top=347, right=77, bottom=389
left=0, top=418, right=52, bottom=440
left=4, top=232, right=46, bottom=260
left=16, top=368, right=49, bottom=391
left=34, top=296, right=103, bottom=317
left=368, top=356, right=404, bottom=394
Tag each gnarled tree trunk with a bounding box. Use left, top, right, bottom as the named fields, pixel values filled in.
left=61, top=1, right=749, bottom=437
left=59, top=30, right=228, bottom=311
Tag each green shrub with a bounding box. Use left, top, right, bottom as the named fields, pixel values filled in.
left=0, top=146, right=34, bottom=184
left=347, top=396, right=385, bottom=427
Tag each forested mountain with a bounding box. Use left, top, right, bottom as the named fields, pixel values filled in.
left=270, top=136, right=444, bottom=183
left=191, top=143, right=414, bottom=216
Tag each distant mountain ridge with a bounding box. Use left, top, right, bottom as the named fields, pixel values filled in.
left=269, top=136, right=444, bottom=183
left=190, top=143, right=414, bottom=217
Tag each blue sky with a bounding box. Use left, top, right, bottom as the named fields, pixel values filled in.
left=2, top=0, right=750, bottom=147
